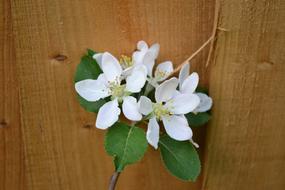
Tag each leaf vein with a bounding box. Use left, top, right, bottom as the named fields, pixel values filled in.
left=119, top=126, right=134, bottom=170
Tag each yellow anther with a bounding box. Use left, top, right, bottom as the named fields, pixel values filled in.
left=153, top=102, right=171, bottom=120
left=155, top=69, right=168, bottom=80
left=119, top=55, right=133, bottom=69
left=109, top=83, right=126, bottom=98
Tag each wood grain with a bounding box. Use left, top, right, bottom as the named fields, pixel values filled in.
left=203, top=0, right=285, bottom=189
left=2, top=0, right=285, bottom=189
left=0, top=0, right=26, bottom=189
left=2, top=0, right=214, bottom=189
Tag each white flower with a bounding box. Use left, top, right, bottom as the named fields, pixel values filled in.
left=95, top=41, right=172, bottom=85
left=149, top=61, right=174, bottom=87
left=178, top=63, right=212, bottom=113
left=138, top=78, right=200, bottom=149
left=132, top=40, right=174, bottom=87
left=75, top=52, right=147, bottom=129
left=132, top=40, right=160, bottom=72
left=93, top=53, right=134, bottom=77
left=194, top=93, right=213, bottom=112
left=94, top=41, right=159, bottom=79
left=178, top=63, right=199, bottom=94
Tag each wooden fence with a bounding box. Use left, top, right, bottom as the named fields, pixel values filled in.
left=1, top=0, right=284, bottom=189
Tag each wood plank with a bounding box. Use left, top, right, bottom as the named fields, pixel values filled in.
left=0, top=0, right=26, bottom=189
left=9, top=0, right=214, bottom=189
left=203, top=0, right=285, bottom=189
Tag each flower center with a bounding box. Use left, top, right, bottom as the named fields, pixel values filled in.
left=119, top=55, right=133, bottom=69
left=153, top=102, right=171, bottom=120
left=109, top=82, right=126, bottom=101
left=155, top=69, right=168, bottom=80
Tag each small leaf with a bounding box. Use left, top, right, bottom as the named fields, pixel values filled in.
left=87, top=49, right=96, bottom=57
left=159, top=135, right=201, bottom=181
left=74, top=55, right=102, bottom=82
left=105, top=123, right=148, bottom=172
left=196, top=86, right=208, bottom=94
left=74, top=55, right=105, bottom=112
left=186, top=112, right=211, bottom=127
left=77, top=95, right=106, bottom=113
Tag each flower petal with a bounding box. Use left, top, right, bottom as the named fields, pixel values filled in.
left=75, top=79, right=109, bottom=101
left=132, top=41, right=148, bottom=66
left=179, top=63, right=190, bottom=90
left=147, top=117, right=160, bottom=149
left=172, top=90, right=182, bottom=98
left=155, top=61, right=174, bottom=81
left=137, top=40, right=148, bottom=51
left=101, top=52, right=122, bottom=82
left=97, top=73, right=108, bottom=86
left=181, top=72, right=199, bottom=94
left=93, top=53, right=103, bottom=68
left=194, top=93, right=213, bottom=112
left=122, top=96, right=142, bottom=121
left=125, top=65, right=147, bottom=93
left=138, top=96, right=153, bottom=115
left=132, top=51, right=145, bottom=66
left=165, top=93, right=200, bottom=114
left=122, top=66, right=134, bottom=77
left=149, top=43, right=160, bottom=59
left=162, top=115, right=193, bottom=141
left=142, top=51, right=155, bottom=77
left=96, top=99, right=121, bottom=129
left=155, top=77, right=178, bottom=103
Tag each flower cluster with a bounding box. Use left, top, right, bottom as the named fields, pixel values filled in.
left=75, top=40, right=212, bottom=149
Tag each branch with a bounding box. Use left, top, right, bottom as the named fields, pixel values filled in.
left=169, top=35, right=214, bottom=77
left=206, top=0, right=221, bottom=67
left=108, top=171, right=120, bottom=190
left=169, top=0, right=222, bottom=77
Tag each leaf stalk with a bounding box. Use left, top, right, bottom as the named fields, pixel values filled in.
left=108, top=171, right=120, bottom=190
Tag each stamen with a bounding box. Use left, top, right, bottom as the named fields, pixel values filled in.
left=119, top=55, right=133, bottom=69
left=153, top=102, right=171, bottom=120
left=108, top=82, right=127, bottom=102
left=155, top=69, right=168, bottom=80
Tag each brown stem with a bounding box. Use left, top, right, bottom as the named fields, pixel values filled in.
left=169, top=35, right=214, bottom=77
left=205, top=0, right=221, bottom=67
left=108, top=171, right=120, bottom=190
left=169, top=0, right=222, bottom=77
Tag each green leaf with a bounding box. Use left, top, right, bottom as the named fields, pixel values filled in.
left=74, top=55, right=105, bottom=113
left=196, top=86, right=208, bottom=94
left=105, top=123, right=148, bottom=172
left=186, top=112, right=211, bottom=127
left=159, top=135, right=201, bottom=181
left=77, top=95, right=105, bottom=113
left=74, top=55, right=102, bottom=82
left=87, top=49, right=96, bottom=57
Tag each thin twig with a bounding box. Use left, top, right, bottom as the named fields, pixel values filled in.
left=108, top=171, right=120, bottom=190
left=169, top=35, right=214, bottom=77
left=205, top=0, right=221, bottom=67
left=169, top=0, right=221, bottom=77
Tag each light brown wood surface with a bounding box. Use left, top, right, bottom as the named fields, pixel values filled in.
left=203, top=0, right=285, bottom=189
left=0, top=0, right=284, bottom=190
